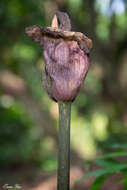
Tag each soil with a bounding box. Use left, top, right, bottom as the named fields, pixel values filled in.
left=0, top=164, right=123, bottom=190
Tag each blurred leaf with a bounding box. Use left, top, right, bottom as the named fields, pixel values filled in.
left=85, top=161, right=91, bottom=171
left=98, top=152, right=127, bottom=159
left=95, top=158, right=120, bottom=167
left=123, top=173, right=127, bottom=190
left=74, top=170, right=107, bottom=185
left=74, top=163, right=127, bottom=185
left=0, top=103, right=38, bottom=166
left=90, top=175, right=109, bottom=190
left=41, top=158, right=57, bottom=172
left=110, top=143, right=127, bottom=149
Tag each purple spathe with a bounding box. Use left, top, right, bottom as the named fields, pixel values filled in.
left=43, top=37, right=89, bottom=101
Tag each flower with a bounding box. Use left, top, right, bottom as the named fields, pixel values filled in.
left=25, top=12, right=92, bottom=102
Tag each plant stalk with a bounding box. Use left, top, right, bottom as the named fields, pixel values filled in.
left=57, top=101, right=71, bottom=190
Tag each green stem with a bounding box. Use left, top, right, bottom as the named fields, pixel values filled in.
left=57, top=101, right=71, bottom=190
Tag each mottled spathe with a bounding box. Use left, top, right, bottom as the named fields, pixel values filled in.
left=43, top=37, right=89, bottom=101
left=25, top=13, right=92, bottom=102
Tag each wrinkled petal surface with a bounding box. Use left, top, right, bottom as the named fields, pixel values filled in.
left=43, top=37, right=89, bottom=101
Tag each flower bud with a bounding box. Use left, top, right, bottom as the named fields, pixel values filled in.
left=25, top=12, right=92, bottom=102
left=42, top=37, right=89, bottom=101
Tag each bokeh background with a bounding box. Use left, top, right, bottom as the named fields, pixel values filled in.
left=0, top=0, right=127, bottom=189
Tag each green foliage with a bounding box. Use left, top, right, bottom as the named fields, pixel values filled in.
left=74, top=144, right=127, bottom=189
left=41, top=158, right=57, bottom=172
left=90, top=175, right=108, bottom=190
left=0, top=102, right=37, bottom=166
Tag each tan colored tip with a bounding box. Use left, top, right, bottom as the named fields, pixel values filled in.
left=51, top=14, right=59, bottom=28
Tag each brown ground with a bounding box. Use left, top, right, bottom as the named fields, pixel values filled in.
left=0, top=164, right=123, bottom=190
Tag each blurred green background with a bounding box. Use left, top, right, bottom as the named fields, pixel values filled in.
left=0, top=0, right=127, bottom=189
